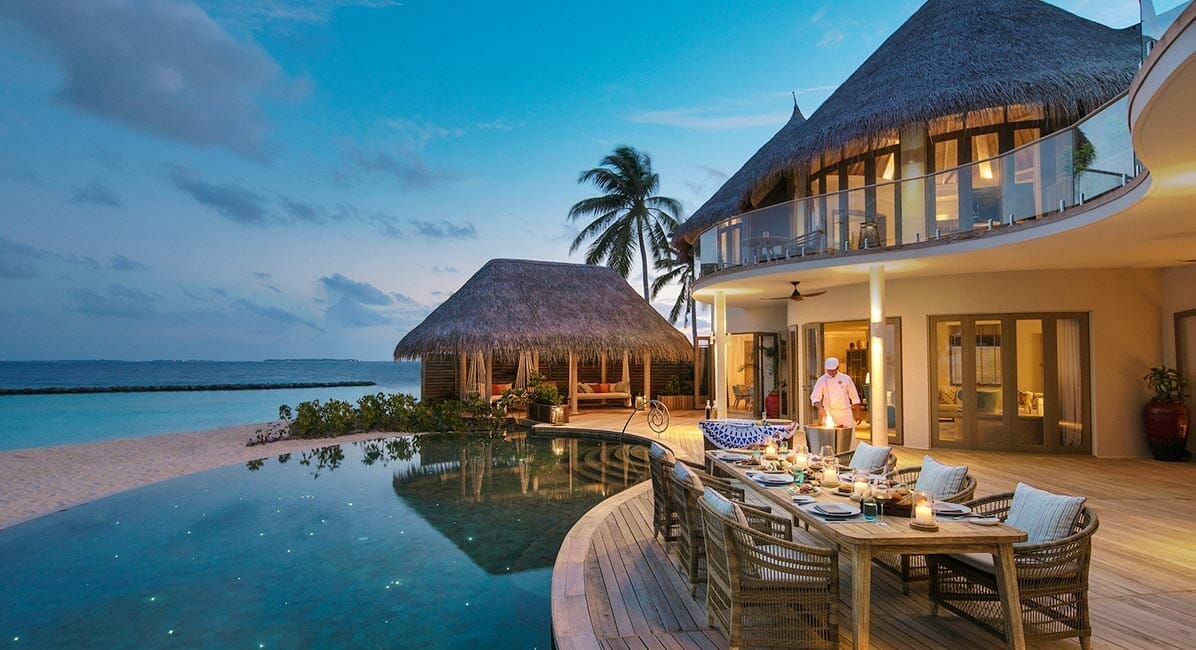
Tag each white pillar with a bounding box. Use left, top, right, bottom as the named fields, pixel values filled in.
left=869, top=266, right=887, bottom=445
left=568, top=351, right=578, bottom=415
left=642, top=352, right=652, bottom=401
left=713, top=290, right=728, bottom=418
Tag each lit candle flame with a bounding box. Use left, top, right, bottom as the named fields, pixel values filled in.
left=823, top=412, right=836, bottom=429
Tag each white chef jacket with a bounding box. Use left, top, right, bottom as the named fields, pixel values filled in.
left=810, top=372, right=861, bottom=428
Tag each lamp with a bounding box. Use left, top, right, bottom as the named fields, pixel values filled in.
left=911, top=490, right=938, bottom=531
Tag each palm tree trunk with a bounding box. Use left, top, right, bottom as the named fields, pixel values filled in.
left=636, top=216, right=650, bottom=301
left=689, top=296, right=697, bottom=343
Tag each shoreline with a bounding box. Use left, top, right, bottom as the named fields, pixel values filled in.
left=0, top=424, right=397, bottom=531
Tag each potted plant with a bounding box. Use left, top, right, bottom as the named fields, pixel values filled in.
left=657, top=373, right=695, bottom=411
left=760, top=341, right=786, bottom=418
left=526, top=372, right=568, bottom=424
left=1142, top=366, right=1190, bottom=461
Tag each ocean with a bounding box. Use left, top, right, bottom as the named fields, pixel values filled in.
left=0, top=360, right=421, bottom=451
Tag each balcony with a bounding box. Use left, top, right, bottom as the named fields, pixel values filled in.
left=696, top=95, right=1140, bottom=279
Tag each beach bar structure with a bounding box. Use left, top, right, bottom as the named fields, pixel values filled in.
left=393, top=258, right=694, bottom=414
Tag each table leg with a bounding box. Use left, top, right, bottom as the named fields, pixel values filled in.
left=992, top=544, right=1027, bottom=650
left=850, top=545, right=872, bottom=650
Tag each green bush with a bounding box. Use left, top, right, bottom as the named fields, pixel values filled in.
left=276, top=392, right=491, bottom=440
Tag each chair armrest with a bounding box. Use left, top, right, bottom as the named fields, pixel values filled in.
left=965, top=492, right=1014, bottom=519
left=740, top=504, right=791, bottom=540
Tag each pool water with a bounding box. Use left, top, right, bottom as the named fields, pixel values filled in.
left=0, top=434, right=648, bottom=648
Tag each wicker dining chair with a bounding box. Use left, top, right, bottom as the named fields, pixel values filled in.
left=873, top=465, right=977, bottom=593
left=669, top=463, right=761, bottom=596
left=833, top=445, right=897, bottom=476
left=927, top=492, right=1099, bottom=649
left=647, top=442, right=680, bottom=541
left=699, top=494, right=839, bottom=649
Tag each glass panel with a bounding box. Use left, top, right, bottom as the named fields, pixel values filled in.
left=971, top=133, right=1002, bottom=223
left=727, top=334, right=755, bottom=416
left=934, top=320, right=963, bottom=443
left=1015, top=319, right=1045, bottom=447
left=933, top=139, right=960, bottom=231
left=802, top=325, right=823, bottom=426
left=975, top=319, right=1004, bottom=447
left=882, top=321, right=901, bottom=441
left=697, top=228, right=718, bottom=276
left=1142, top=1, right=1192, bottom=55
left=1056, top=318, right=1085, bottom=448
left=1008, top=128, right=1041, bottom=220
left=1074, top=96, right=1134, bottom=202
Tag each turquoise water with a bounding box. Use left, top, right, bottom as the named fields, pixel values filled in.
left=0, top=361, right=421, bottom=451
left=0, top=434, right=648, bottom=648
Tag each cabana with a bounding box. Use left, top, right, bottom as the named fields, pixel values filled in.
left=393, top=258, right=694, bottom=414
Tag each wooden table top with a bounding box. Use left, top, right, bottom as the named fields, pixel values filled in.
left=706, top=452, right=1027, bottom=550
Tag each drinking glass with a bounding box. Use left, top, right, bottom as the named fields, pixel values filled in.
left=862, top=495, right=879, bottom=522
left=820, top=444, right=836, bottom=462
left=870, top=477, right=890, bottom=517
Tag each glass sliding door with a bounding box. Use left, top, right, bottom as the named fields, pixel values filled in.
left=802, top=318, right=903, bottom=443
left=930, top=313, right=1091, bottom=453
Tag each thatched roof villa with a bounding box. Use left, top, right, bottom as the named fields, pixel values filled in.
left=674, top=0, right=1141, bottom=248
left=394, top=259, right=693, bottom=413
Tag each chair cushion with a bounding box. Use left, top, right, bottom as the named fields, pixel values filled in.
left=914, top=455, right=968, bottom=499
left=849, top=442, right=891, bottom=473
left=491, top=383, right=511, bottom=396
left=577, top=382, right=594, bottom=393
left=703, top=486, right=748, bottom=525
left=597, top=382, right=611, bottom=393
left=672, top=461, right=704, bottom=491
left=613, top=380, right=630, bottom=393
left=1005, top=482, right=1086, bottom=545
left=948, top=552, right=995, bottom=575
left=649, top=442, right=675, bottom=464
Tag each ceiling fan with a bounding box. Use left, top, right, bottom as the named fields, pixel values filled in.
left=764, top=281, right=827, bottom=302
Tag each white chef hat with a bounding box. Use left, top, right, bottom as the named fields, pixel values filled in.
left=824, top=357, right=840, bottom=370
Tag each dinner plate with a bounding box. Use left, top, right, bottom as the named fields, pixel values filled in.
left=812, top=503, right=861, bottom=517
left=749, top=472, right=795, bottom=485
left=714, top=451, right=752, bottom=461
left=934, top=502, right=972, bottom=515
left=838, top=473, right=887, bottom=483
left=792, top=495, right=817, bottom=505
left=967, top=517, right=1000, bottom=526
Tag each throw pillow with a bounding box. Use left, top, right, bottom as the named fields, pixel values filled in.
left=577, top=382, right=594, bottom=393
left=586, top=383, right=601, bottom=393
left=598, top=382, right=611, bottom=393
left=1005, top=482, right=1086, bottom=545
left=613, top=380, right=630, bottom=393
left=849, top=442, right=892, bottom=473
left=702, top=486, right=748, bottom=525
left=915, top=455, right=969, bottom=498
left=671, top=460, right=704, bottom=491
left=649, top=442, right=675, bottom=465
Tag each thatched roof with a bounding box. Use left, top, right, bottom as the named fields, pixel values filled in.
left=393, top=258, right=693, bottom=362
left=676, top=0, right=1140, bottom=245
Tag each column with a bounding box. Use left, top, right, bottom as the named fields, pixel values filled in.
left=714, top=291, right=728, bottom=418
left=484, top=349, right=493, bottom=397
left=642, top=352, right=652, bottom=402
left=458, top=352, right=468, bottom=399
left=568, top=350, right=578, bottom=415
left=900, top=123, right=927, bottom=245
left=869, top=266, right=887, bottom=446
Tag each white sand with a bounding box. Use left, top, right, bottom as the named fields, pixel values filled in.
left=0, top=424, right=394, bottom=530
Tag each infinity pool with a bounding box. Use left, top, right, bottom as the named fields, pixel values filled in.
left=0, top=434, right=648, bottom=648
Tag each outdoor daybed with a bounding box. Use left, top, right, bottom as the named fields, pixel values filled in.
left=575, top=381, right=632, bottom=407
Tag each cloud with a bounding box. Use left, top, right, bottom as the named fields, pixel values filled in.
left=232, top=298, right=322, bottom=332
left=0, top=0, right=297, bottom=159
left=210, top=287, right=228, bottom=297
left=70, top=182, right=123, bottom=208
left=179, top=285, right=205, bottom=301
left=0, top=238, right=50, bottom=279
left=628, top=107, right=790, bottom=130
left=817, top=29, right=845, bottom=48
left=87, top=144, right=124, bottom=170
left=252, top=271, right=283, bottom=294
left=110, top=254, right=149, bottom=271
left=432, top=264, right=457, bottom=273
left=325, top=297, right=391, bottom=327
left=338, top=140, right=463, bottom=190
left=66, top=284, right=159, bottom=319
left=684, top=165, right=729, bottom=197
left=169, top=166, right=269, bottom=224
left=319, top=273, right=392, bottom=305
left=206, top=0, right=401, bottom=30
left=411, top=219, right=476, bottom=240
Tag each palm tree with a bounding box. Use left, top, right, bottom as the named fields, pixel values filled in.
left=568, top=146, right=683, bottom=301
left=651, top=243, right=697, bottom=342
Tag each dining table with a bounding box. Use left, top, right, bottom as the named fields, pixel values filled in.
left=706, top=450, right=1029, bottom=650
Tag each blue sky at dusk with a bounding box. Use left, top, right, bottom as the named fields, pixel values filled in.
left=0, top=0, right=1138, bottom=361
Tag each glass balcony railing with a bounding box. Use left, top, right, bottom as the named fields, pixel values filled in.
left=696, top=94, right=1140, bottom=278
left=1142, top=0, right=1192, bottom=57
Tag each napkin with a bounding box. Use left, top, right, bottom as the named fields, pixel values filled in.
left=814, top=503, right=853, bottom=515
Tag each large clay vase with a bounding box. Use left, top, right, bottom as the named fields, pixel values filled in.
left=764, top=392, right=780, bottom=419
left=1142, top=400, right=1191, bottom=461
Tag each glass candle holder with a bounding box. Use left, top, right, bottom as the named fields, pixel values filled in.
left=913, top=491, right=936, bottom=527
left=793, top=446, right=809, bottom=470
left=852, top=471, right=870, bottom=499
left=820, top=459, right=839, bottom=486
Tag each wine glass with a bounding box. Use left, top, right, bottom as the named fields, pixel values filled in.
left=820, top=444, right=836, bottom=465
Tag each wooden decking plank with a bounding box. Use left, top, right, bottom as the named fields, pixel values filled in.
left=604, top=502, right=678, bottom=635
left=591, top=514, right=641, bottom=637
left=585, top=544, right=621, bottom=639
left=618, top=493, right=708, bottom=629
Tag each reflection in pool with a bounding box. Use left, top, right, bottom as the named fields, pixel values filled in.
left=0, top=433, right=648, bottom=648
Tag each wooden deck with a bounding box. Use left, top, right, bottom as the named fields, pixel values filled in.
left=549, top=408, right=1196, bottom=649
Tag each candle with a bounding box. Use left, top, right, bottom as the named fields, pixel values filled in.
left=794, top=452, right=808, bottom=470
left=914, top=504, right=934, bottom=526
left=853, top=477, right=869, bottom=499
left=821, top=465, right=838, bottom=485
left=764, top=443, right=777, bottom=459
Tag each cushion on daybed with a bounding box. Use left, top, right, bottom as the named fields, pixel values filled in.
left=577, top=382, right=594, bottom=393
left=1005, top=482, right=1086, bottom=545
left=613, top=380, right=630, bottom=393
left=915, top=455, right=968, bottom=498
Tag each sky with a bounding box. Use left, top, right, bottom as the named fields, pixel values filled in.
left=0, top=0, right=1139, bottom=361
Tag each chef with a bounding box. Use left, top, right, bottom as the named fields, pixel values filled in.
left=810, top=357, right=861, bottom=430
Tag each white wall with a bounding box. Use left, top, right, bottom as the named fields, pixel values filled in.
left=1161, top=264, right=1196, bottom=365
left=727, top=304, right=787, bottom=334
left=786, top=268, right=1163, bottom=457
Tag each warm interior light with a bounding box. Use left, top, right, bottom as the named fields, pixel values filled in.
left=881, top=154, right=895, bottom=180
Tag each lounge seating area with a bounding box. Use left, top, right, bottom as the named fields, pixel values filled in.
left=550, top=411, right=1181, bottom=650
left=575, top=380, right=633, bottom=407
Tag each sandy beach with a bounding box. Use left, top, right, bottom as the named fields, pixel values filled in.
left=0, top=424, right=396, bottom=530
